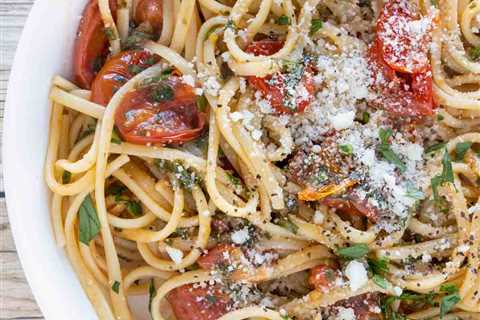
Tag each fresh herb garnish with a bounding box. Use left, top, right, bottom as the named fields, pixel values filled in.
left=372, top=274, right=388, bottom=289
left=430, top=0, right=439, bottom=8
left=437, top=114, right=444, bottom=121
left=111, top=127, right=122, bottom=144
left=368, top=257, right=389, bottom=275
left=226, top=172, right=242, bottom=186
left=104, top=27, right=117, bottom=41
left=455, top=141, right=472, bottom=161
left=440, top=285, right=460, bottom=318
left=112, top=281, right=120, bottom=293
left=276, top=216, right=298, bottom=234
left=196, top=95, right=208, bottom=112
left=62, top=170, right=72, bottom=184
left=276, top=15, right=291, bottom=25
left=78, top=195, right=101, bottom=245
left=339, top=144, right=353, bottom=155
left=377, top=128, right=406, bottom=172
left=148, top=279, right=156, bottom=316
left=470, top=46, right=480, bottom=60
left=151, top=84, right=174, bottom=102
left=431, top=150, right=454, bottom=202
left=336, top=244, right=369, bottom=260
left=405, top=183, right=425, bottom=200
left=128, top=64, right=144, bottom=75
left=126, top=201, right=142, bottom=217
left=425, top=142, right=446, bottom=155
left=205, top=294, right=217, bottom=304
left=360, top=111, right=370, bottom=124
left=310, top=19, right=323, bottom=34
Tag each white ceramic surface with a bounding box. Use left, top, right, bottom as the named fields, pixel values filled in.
left=4, top=0, right=104, bottom=318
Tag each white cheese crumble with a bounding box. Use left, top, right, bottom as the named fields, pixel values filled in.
left=231, top=228, right=250, bottom=244
left=313, top=210, right=325, bottom=224
left=180, top=74, right=195, bottom=87
left=165, top=246, right=184, bottom=264
left=345, top=260, right=368, bottom=291
left=329, top=111, right=356, bottom=131
left=335, top=307, right=356, bottom=320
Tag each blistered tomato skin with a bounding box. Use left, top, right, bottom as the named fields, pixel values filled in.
left=197, top=244, right=238, bottom=270
left=114, top=76, right=206, bottom=145
left=73, top=0, right=117, bottom=89
left=245, top=40, right=315, bottom=114
left=134, top=0, right=163, bottom=35
left=167, top=284, right=230, bottom=320
left=91, top=50, right=160, bottom=106
left=308, top=264, right=338, bottom=291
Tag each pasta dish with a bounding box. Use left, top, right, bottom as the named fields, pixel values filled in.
left=45, top=0, right=480, bottom=318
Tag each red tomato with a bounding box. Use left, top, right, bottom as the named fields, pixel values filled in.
left=73, top=0, right=117, bottom=89
left=308, top=264, right=338, bottom=291
left=115, top=76, right=206, bottom=145
left=333, top=293, right=382, bottom=320
left=91, top=50, right=160, bottom=106
left=377, top=0, right=433, bottom=74
left=197, top=244, right=238, bottom=270
left=167, top=284, right=230, bottom=320
left=368, top=40, right=435, bottom=117
left=134, top=0, right=163, bottom=35
left=246, top=40, right=315, bottom=114
left=321, top=194, right=379, bottom=222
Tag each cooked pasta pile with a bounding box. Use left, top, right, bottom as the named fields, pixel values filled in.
left=45, top=0, right=480, bottom=319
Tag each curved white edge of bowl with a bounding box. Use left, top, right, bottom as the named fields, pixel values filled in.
left=2, top=0, right=97, bottom=318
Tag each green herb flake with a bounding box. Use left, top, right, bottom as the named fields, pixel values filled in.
left=431, top=150, right=454, bottom=202
left=336, top=244, right=369, bottom=260
left=372, top=274, right=388, bottom=289
left=430, top=0, right=439, bottom=8
left=310, top=19, right=323, bottom=34
left=440, top=293, right=461, bottom=317
left=377, top=128, right=406, bottom=172
left=205, top=294, right=217, bottom=304
left=437, top=114, right=444, bottom=121
left=276, top=15, right=291, bottom=25
left=276, top=216, right=298, bottom=234
left=126, top=201, right=142, bottom=217
left=368, top=257, right=389, bottom=275
left=128, top=64, right=144, bottom=75
left=78, top=195, right=101, bottom=245
left=148, top=279, right=156, bottom=316
left=111, top=127, right=122, bottom=145
left=227, top=172, right=242, bottom=186
left=360, top=111, right=370, bottom=124
left=62, top=170, right=72, bottom=184
left=455, top=141, right=472, bottom=161
left=339, top=144, right=353, bottom=155
left=104, top=27, right=117, bottom=41
left=112, top=281, right=120, bottom=293
left=425, top=142, right=446, bottom=155
left=151, top=84, right=174, bottom=102
left=196, top=95, right=208, bottom=112
left=440, top=284, right=459, bottom=294
left=470, top=46, right=480, bottom=60
left=405, top=183, right=425, bottom=200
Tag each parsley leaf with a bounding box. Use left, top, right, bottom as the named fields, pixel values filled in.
left=276, top=15, right=291, bottom=25
left=336, top=244, right=369, bottom=260
left=470, top=46, right=480, bottom=60
left=276, top=216, right=298, bottom=234
left=151, top=84, right=174, bottom=102
left=78, top=195, right=101, bottom=245
left=377, top=128, right=406, bottom=172
left=196, top=95, right=208, bottom=112
left=440, top=284, right=459, bottom=295
left=425, top=142, right=446, bottom=155
left=455, top=141, right=472, bottom=161
left=431, top=150, right=454, bottom=202
left=62, top=170, right=72, bottom=184
left=405, top=183, right=425, bottom=200
left=373, top=274, right=388, bottom=289
left=148, top=279, right=156, bottom=316
left=126, top=201, right=142, bottom=217
left=440, top=293, right=461, bottom=317
left=111, top=127, right=122, bottom=144
left=112, top=281, right=120, bottom=293
left=104, top=27, right=117, bottom=41
left=310, top=19, right=323, bottom=34
left=368, top=257, right=389, bottom=275
left=339, top=144, right=353, bottom=155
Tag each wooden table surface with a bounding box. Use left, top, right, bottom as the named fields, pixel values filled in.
left=1, top=0, right=44, bottom=319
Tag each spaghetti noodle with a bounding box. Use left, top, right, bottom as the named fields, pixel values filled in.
left=45, top=0, right=480, bottom=318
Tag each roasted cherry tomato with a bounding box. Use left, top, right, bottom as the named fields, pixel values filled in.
left=73, top=0, right=117, bottom=89
left=368, top=40, right=435, bottom=117
left=114, top=75, right=206, bottom=145
left=308, top=264, right=338, bottom=291
left=167, top=284, right=230, bottom=320
left=197, top=244, right=238, bottom=270
left=377, top=0, right=433, bottom=74
left=246, top=40, right=315, bottom=114
left=91, top=50, right=160, bottom=106
left=321, top=194, right=379, bottom=222
left=134, top=0, right=163, bottom=35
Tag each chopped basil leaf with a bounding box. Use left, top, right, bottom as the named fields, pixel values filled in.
left=62, top=170, right=72, bottom=184
left=196, top=95, right=208, bottom=112
left=276, top=15, right=291, bottom=25
left=377, top=128, right=406, bottom=172
left=205, top=294, right=217, bottom=304
left=336, top=244, right=369, bottom=260
left=360, top=111, right=370, bottom=124
left=227, top=172, right=242, bottom=186
left=148, top=279, right=156, bottom=316
left=128, top=64, right=144, bottom=75
left=104, top=27, right=116, bottom=41
left=470, top=46, right=480, bottom=60
left=339, top=144, right=353, bottom=155
left=310, top=19, right=323, bottom=34
left=440, top=293, right=461, bottom=317
left=437, top=114, right=444, bottom=121
left=151, top=84, right=174, bottom=102
left=372, top=274, right=388, bottom=289
left=78, top=195, right=101, bottom=245
left=126, top=201, right=142, bottom=216
left=112, top=281, right=120, bottom=293
left=425, top=142, right=446, bottom=155
left=455, top=141, right=472, bottom=161
left=111, top=127, right=122, bottom=144
left=379, top=127, right=393, bottom=144
left=430, top=0, right=439, bottom=7
left=368, top=257, right=389, bottom=275
left=440, top=284, right=459, bottom=294
left=431, top=150, right=454, bottom=202
left=276, top=216, right=298, bottom=234
left=107, top=184, right=127, bottom=196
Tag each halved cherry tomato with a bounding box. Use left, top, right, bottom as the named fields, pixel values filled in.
left=246, top=40, right=315, bottom=114
left=368, top=40, right=435, bottom=117
left=197, top=244, right=238, bottom=270
left=321, top=194, right=379, bottom=222
left=115, top=76, right=206, bottom=145
left=91, top=50, right=160, bottom=106
left=73, top=0, right=117, bottom=89
left=167, top=284, right=230, bottom=320
left=377, top=0, right=433, bottom=74
left=134, top=0, right=163, bottom=35
left=308, top=264, right=338, bottom=291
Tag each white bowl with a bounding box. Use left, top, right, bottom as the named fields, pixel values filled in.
left=4, top=0, right=109, bottom=318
